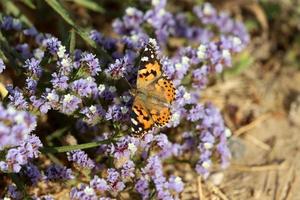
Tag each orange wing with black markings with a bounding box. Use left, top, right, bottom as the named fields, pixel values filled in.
left=131, top=39, right=176, bottom=135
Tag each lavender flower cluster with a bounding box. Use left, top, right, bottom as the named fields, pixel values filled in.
left=0, top=0, right=249, bottom=199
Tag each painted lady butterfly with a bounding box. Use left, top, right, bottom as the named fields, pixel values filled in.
left=131, top=39, right=176, bottom=135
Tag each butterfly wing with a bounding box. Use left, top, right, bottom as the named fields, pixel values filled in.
left=131, top=96, right=155, bottom=133
left=152, top=77, right=176, bottom=104
left=131, top=39, right=176, bottom=135
left=136, top=42, right=162, bottom=89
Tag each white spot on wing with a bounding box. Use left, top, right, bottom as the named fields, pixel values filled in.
left=131, top=118, right=138, bottom=125
left=141, top=56, right=149, bottom=62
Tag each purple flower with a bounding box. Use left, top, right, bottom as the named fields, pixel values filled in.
left=1, top=16, right=22, bottom=31
left=168, top=175, right=184, bottom=193
left=16, top=43, right=32, bottom=59
left=67, top=150, right=95, bottom=169
left=187, top=104, right=205, bottom=122
left=135, top=178, right=150, bottom=200
left=105, top=104, right=128, bottom=122
left=105, top=56, right=132, bottom=79
left=112, top=7, right=144, bottom=35
left=80, top=105, right=105, bottom=125
left=23, top=163, right=42, bottom=185
left=51, top=72, right=69, bottom=90
left=44, top=37, right=61, bottom=54
left=81, top=53, right=101, bottom=76
left=23, top=58, right=42, bottom=77
left=6, top=184, right=23, bottom=200
left=90, top=175, right=109, bottom=192
left=23, top=27, right=38, bottom=36
left=144, top=2, right=175, bottom=43
left=0, top=104, right=36, bottom=150
left=25, top=77, right=38, bottom=94
left=107, top=168, right=125, bottom=193
left=0, top=58, right=5, bottom=73
left=193, top=103, right=231, bottom=178
left=192, top=66, right=209, bottom=89
left=60, top=94, right=82, bottom=115
left=121, top=160, right=135, bottom=179
left=45, top=164, right=74, bottom=181
left=70, top=184, right=97, bottom=200
left=70, top=77, right=98, bottom=97
left=7, top=86, right=28, bottom=109
left=89, top=30, right=103, bottom=44
left=0, top=134, right=42, bottom=173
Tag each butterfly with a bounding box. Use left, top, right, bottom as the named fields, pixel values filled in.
left=130, top=39, right=176, bottom=135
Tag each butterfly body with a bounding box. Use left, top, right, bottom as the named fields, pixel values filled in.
left=131, top=39, right=176, bottom=135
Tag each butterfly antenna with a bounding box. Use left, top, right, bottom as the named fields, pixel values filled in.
left=123, top=76, right=133, bottom=89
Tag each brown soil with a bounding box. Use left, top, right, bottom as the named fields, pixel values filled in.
left=181, top=58, right=300, bottom=200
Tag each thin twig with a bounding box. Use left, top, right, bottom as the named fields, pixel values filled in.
left=279, top=166, right=296, bottom=200
left=206, top=180, right=230, bottom=200
left=245, top=134, right=271, bottom=151
left=230, top=162, right=287, bottom=172
left=235, top=113, right=271, bottom=136
left=197, top=176, right=204, bottom=200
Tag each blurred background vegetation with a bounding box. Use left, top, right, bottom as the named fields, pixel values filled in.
left=0, top=0, right=299, bottom=78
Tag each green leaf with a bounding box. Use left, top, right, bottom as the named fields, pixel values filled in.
left=46, top=127, right=69, bottom=143
left=41, top=139, right=112, bottom=153
left=45, top=0, right=76, bottom=26
left=69, top=28, right=76, bottom=54
left=45, top=0, right=113, bottom=62
left=21, top=0, right=36, bottom=9
left=71, top=0, right=105, bottom=13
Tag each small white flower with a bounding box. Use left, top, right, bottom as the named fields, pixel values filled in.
left=128, top=143, right=137, bottom=155
left=175, top=63, right=183, bottom=70
left=83, top=186, right=95, bottom=195
left=183, top=92, right=191, bottom=101
left=33, top=49, right=45, bottom=60
left=109, top=86, right=117, bottom=93
left=202, top=160, right=211, bottom=169
left=14, top=113, right=25, bottom=124
left=57, top=45, right=66, bottom=58
left=151, top=0, right=160, bottom=7
left=170, top=112, right=180, bottom=123
left=7, top=106, right=16, bottom=115
left=174, top=176, right=182, bottom=183
left=233, top=37, right=242, bottom=47
left=197, top=44, right=207, bottom=59
left=225, top=127, right=232, bottom=138
left=126, top=7, right=135, bottom=16
left=98, top=84, right=106, bottom=93
left=204, top=142, right=213, bottom=149
left=182, top=56, right=190, bottom=65
left=130, top=35, right=139, bottom=43
left=222, top=49, right=231, bottom=59
left=63, top=94, right=73, bottom=103
left=158, top=9, right=166, bottom=17
left=203, top=3, right=214, bottom=15
left=47, top=92, right=59, bottom=102
left=89, top=105, right=97, bottom=113
left=61, top=57, right=71, bottom=68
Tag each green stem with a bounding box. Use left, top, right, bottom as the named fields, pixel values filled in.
left=41, top=139, right=111, bottom=154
